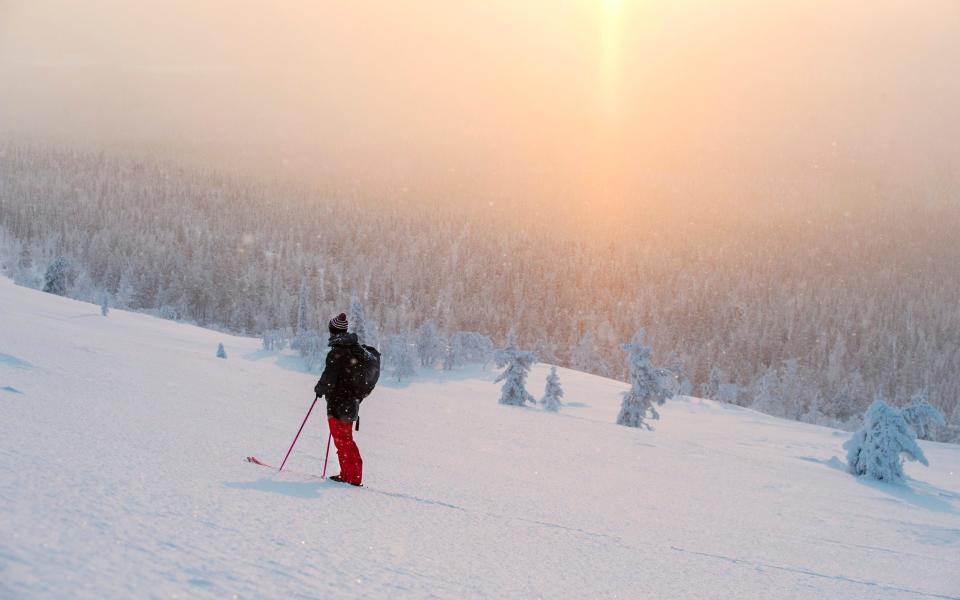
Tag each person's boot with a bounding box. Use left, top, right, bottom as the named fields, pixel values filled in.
left=329, top=474, right=362, bottom=487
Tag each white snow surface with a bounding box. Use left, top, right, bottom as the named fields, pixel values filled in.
left=1, top=277, right=959, bottom=599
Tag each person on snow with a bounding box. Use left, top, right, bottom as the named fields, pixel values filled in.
left=314, top=312, right=365, bottom=486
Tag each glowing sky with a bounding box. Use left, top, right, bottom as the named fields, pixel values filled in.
left=1, top=0, right=957, bottom=220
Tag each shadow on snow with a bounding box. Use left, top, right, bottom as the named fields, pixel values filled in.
left=223, top=477, right=330, bottom=499
left=798, top=455, right=959, bottom=515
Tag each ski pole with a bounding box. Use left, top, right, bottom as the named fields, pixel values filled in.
left=279, top=395, right=319, bottom=472
left=321, top=431, right=333, bottom=479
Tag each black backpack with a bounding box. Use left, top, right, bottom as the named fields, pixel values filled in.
left=352, top=344, right=381, bottom=399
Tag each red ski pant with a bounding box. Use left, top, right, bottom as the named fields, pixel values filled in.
left=328, top=417, right=362, bottom=485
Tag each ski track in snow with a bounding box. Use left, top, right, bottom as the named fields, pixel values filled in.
left=668, top=546, right=959, bottom=599
left=1, top=277, right=959, bottom=599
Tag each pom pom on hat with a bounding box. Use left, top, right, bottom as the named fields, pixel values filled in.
left=329, top=313, right=349, bottom=332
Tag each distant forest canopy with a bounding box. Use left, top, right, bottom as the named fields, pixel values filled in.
left=1, top=143, right=959, bottom=439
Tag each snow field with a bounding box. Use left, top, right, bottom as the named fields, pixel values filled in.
left=1, top=277, right=958, bottom=598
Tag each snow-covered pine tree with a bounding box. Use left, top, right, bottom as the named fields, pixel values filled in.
left=541, top=365, right=564, bottom=411
left=750, top=365, right=779, bottom=414
left=349, top=292, right=369, bottom=345
left=703, top=364, right=739, bottom=405
left=456, top=332, right=494, bottom=367
left=293, top=330, right=325, bottom=371
left=826, top=333, right=848, bottom=391
left=777, top=358, right=812, bottom=420
left=946, top=404, right=960, bottom=444
left=700, top=366, right=726, bottom=400
left=717, top=382, right=740, bottom=405
left=391, top=334, right=418, bottom=382
left=569, top=332, right=610, bottom=377
left=494, top=332, right=536, bottom=406
left=800, top=393, right=835, bottom=427
left=442, top=334, right=460, bottom=371
left=416, top=320, right=443, bottom=368
left=748, top=359, right=814, bottom=419
left=831, top=370, right=867, bottom=424
left=43, top=256, right=73, bottom=296
left=901, top=390, right=946, bottom=441
left=533, top=338, right=559, bottom=365
left=261, top=328, right=287, bottom=351
left=12, top=244, right=38, bottom=287
left=843, top=398, right=928, bottom=482
left=296, top=277, right=308, bottom=334
left=17, top=245, right=32, bottom=273
left=100, top=293, right=109, bottom=317
left=216, top=343, right=227, bottom=359
left=662, top=352, right=692, bottom=398
left=617, top=330, right=673, bottom=429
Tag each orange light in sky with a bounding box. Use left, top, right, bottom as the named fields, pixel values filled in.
left=601, top=0, right=623, bottom=120
left=578, top=0, right=627, bottom=227
left=1, top=0, right=957, bottom=232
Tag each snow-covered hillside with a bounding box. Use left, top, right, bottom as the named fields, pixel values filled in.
left=1, top=278, right=958, bottom=599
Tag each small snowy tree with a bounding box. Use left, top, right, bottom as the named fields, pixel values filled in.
left=494, top=332, right=536, bottom=406
left=293, top=330, right=326, bottom=371
left=748, top=359, right=813, bottom=419
left=844, top=398, right=928, bottom=482
left=441, top=335, right=458, bottom=371
left=296, top=277, right=308, bottom=334
left=17, top=244, right=32, bottom=273
left=717, top=382, right=740, bottom=404
left=456, top=332, right=494, bottom=367
left=702, top=367, right=739, bottom=404
left=533, top=338, right=558, bottom=365
left=662, top=352, right=692, bottom=397
left=541, top=366, right=564, bottom=411
left=390, top=334, right=418, bottom=382
left=750, top=365, right=779, bottom=414
left=100, top=293, right=110, bottom=317
left=617, top=330, right=673, bottom=429
left=800, top=393, right=836, bottom=427
left=700, top=365, right=725, bottom=400
left=901, top=391, right=946, bottom=441
left=946, top=404, right=960, bottom=444
left=777, top=358, right=812, bottom=420
left=43, top=256, right=74, bottom=296
left=416, top=320, right=444, bottom=368
left=831, top=370, right=867, bottom=423
left=569, top=332, right=610, bottom=377
left=261, top=328, right=288, bottom=351
left=216, top=343, right=227, bottom=359
left=349, top=292, right=369, bottom=345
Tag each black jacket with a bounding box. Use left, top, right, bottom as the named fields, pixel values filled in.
left=314, top=332, right=364, bottom=421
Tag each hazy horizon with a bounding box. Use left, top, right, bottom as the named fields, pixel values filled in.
left=2, top=0, right=958, bottom=224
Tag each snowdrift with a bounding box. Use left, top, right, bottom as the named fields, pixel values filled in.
left=1, top=278, right=958, bottom=598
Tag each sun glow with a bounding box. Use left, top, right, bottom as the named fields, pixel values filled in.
left=577, top=0, right=627, bottom=229
left=600, top=0, right=623, bottom=119
left=3, top=0, right=957, bottom=237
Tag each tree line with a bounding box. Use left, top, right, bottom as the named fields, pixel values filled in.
left=1, top=144, right=958, bottom=441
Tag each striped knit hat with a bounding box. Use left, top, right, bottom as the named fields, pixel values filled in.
left=329, top=312, right=349, bottom=332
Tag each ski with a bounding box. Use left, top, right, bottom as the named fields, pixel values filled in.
left=245, top=456, right=331, bottom=481
left=245, top=456, right=275, bottom=469
left=245, top=457, right=362, bottom=487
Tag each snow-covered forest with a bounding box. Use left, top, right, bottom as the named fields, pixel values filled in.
left=1, top=144, right=959, bottom=439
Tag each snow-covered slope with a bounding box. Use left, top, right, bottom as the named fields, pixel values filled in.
left=1, top=278, right=958, bottom=599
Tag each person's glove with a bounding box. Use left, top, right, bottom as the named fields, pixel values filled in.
left=314, top=380, right=324, bottom=396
